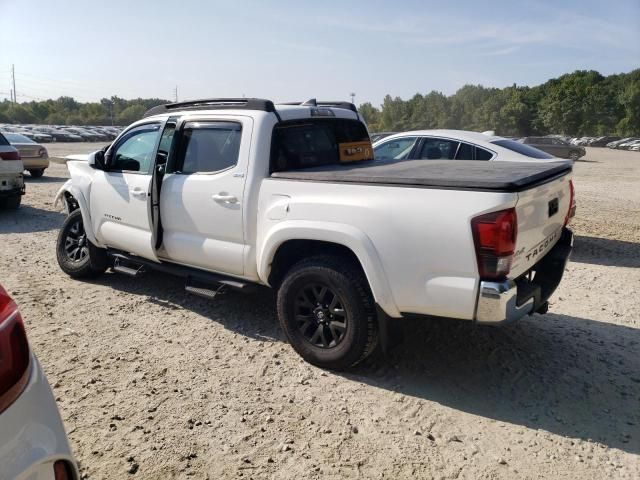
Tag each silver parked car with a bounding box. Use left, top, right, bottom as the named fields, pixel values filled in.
left=2, top=132, right=50, bottom=177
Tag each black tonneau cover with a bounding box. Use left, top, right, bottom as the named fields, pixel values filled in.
left=270, top=159, right=572, bottom=192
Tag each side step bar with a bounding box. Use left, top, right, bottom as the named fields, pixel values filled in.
left=185, top=283, right=226, bottom=300
left=112, top=257, right=145, bottom=277
left=107, top=250, right=252, bottom=291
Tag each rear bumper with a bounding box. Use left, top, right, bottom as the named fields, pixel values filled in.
left=0, top=185, right=25, bottom=197
left=22, top=158, right=50, bottom=169
left=475, top=228, right=573, bottom=325
left=0, top=354, right=78, bottom=480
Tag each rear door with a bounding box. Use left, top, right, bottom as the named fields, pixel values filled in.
left=158, top=117, right=250, bottom=276
left=89, top=122, right=163, bottom=261
left=550, top=138, right=570, bottom=157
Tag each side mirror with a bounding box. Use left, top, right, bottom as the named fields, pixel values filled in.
left=388, top=142, right=400, bottom=149
left=88, top=150, right=106, bottom=170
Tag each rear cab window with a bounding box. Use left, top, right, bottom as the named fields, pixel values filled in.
left=270, top=118, right=371, bottom=172
left=492, top=139, right=554, bottom=159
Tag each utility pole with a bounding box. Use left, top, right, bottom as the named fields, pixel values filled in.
left=11, top=64, right=16, bottom=103
left=174, top=85, right=178, bottom=103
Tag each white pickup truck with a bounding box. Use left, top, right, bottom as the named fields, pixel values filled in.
left=54, top=98, right=575, bottom=369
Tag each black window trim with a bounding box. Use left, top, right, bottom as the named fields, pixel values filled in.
left=106, top=121, right=164, bottom=175
left=172, top=119, right=243, bottom=176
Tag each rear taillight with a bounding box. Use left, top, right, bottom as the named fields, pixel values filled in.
left=0, top=150, right=21, bottom=160
left=0, top=285, right=31, bottom=414
left=471, top=208, right=518, bottom=281
left=564, top=180, right=576, bottom=226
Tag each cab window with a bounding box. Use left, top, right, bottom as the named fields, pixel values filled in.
left=109, top=124, right=161, bottom=173
left=374, top=137, right=417, bottom=161
left=175, top=122, right=242, bottom=174
left=417, top=138, right=458, bottom=160
left=271, top=118, right=370, bottom=172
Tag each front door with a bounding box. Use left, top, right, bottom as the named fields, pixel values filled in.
left=90, top=122, right=162, bottom=261
left=158, top=118, right=249, bottom=276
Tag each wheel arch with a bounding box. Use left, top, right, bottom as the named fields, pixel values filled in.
left=258, top=222, right=401, bottom=318
left=54, top=181, right=102, bottom=247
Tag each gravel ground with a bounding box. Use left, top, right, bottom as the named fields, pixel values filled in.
left=1, top=146, right=639, bottom=479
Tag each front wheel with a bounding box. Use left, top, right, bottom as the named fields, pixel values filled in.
left=56, top=209, right=108, bottom=278
left=277, top=255, right=378, bottom=370
left=569, top=151, right=580, bottom=161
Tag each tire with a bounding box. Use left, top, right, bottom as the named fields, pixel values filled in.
left=569, top=151, right=580, bottom=161
left=29, top=169, right=45, bottom=178
left=56, top=209, right=108, bottom=278
left=277, top=255, right=378, bottom=370
left=0, top=195, right=21, bottom=209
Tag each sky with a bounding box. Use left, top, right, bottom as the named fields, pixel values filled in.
left=1, top=0, right=639, bottom=106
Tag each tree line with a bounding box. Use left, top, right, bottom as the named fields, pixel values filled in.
left=0, top=69, right=638, bottom=136
left=0, top=96, right=168, bottom=127
left=360, top=69, right=640, bottom=137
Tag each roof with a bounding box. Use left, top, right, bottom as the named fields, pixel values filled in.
left=142, top=98, right=360, bottom=122
left=379, top=129, right=503, bottom=144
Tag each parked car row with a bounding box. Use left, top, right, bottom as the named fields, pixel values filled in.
left=606, top=137, right=640, bottom=150
left=0, top=123, right=123, bottom=143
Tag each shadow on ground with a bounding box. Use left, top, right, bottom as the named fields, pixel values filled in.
left=92, top=268, right=639, bottom=454
left=350, top=314, right=640, bottom=454
left=572, top=235, right=640, bottom=268
left=0, top=205, right=65, bottom=233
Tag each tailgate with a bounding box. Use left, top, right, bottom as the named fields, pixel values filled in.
left=510, top=172, right=572, bottom=277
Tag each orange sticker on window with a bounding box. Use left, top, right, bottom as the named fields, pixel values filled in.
left=338, top=141, right=374, bottom=163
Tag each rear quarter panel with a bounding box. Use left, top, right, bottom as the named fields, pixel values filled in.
left=257, top=179, right=517, bottom=320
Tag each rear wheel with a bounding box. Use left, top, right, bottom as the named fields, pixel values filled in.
left=28, top=169, right=45, bottom=178
left=277, top=255, right=378, bottom=370
left=56, top=209, right=108, bottom=278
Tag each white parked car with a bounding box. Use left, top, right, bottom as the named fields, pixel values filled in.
left=54, top=98, right=575, bottom=370
left=373, top=130, right=565, bottom=163
left=0, top=284, right=78, bottom=480
left=0, top=132, right=25, bottom=209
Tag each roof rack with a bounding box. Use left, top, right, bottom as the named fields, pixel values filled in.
left=278, top=99, right=358, bottom=113
left=143, top=98, right=277, bottom=118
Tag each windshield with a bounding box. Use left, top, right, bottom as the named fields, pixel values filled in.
left=4, top=133, right=35, bottom=143
left=491, top=139, right=554, bottom=159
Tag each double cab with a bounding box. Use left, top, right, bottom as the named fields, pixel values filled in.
left=55, top=98, right=575, bottom=369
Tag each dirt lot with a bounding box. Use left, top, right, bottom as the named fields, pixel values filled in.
left=1, top=145, right=639, bottom=479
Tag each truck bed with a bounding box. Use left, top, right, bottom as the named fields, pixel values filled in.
left=270, top=159, right=572, bottom=192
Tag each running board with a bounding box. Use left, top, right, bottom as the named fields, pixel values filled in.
left=185, top=283, right=226, bottom=300
left=107, top=250, right=252, bottom=291
left=112, top=257, right=144, bottom=277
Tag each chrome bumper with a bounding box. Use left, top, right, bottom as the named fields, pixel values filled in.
left=475, top=228, right=574, bottom=325
left=475, top=279, right=534, bottom=324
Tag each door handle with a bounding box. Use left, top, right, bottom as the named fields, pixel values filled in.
left=212, top=194, right=238, bottom=204
left=130, top=187, right=147, bottom=198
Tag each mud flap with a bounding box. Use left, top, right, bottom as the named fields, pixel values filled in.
left=376, top=304, right=403, bottom=355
